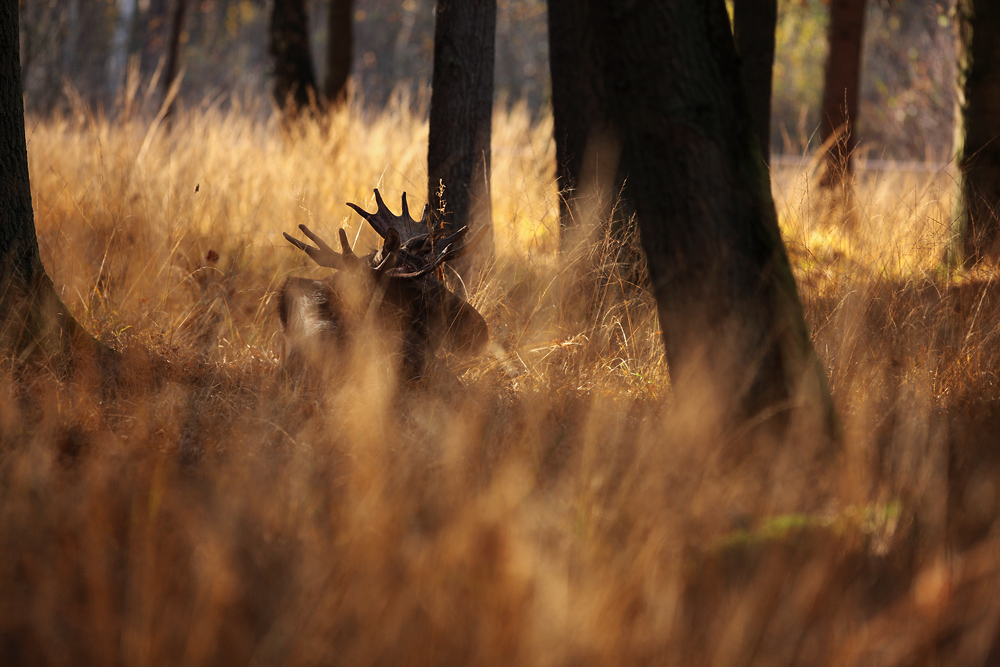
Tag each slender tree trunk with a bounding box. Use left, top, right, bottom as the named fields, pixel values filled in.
left=954, top=0, right=1000, bottom=266
left=324, top=0, right=353, bottom=104
left=732, top=0, right=777, bottom=167
left=0, top=2, right=97, bottom=358
left=426, top=0, right=495, bottom=257
left=269, top=0, right=320, bottom=116
left=108, top=0, right=139, bottom=100
left=161, top=0, right=188, bottom=117
left=592, top=0, right=838, bottom=446
left=819, top=0, right=866, bottom=185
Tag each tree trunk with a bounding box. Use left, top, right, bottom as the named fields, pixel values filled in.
left=0, top=2, right=96, bottom=358
left=269, top=0, right=320, bottom=116
left=107, top=0, right=139, bottom=100
left=426, top=0, right=495, bottom=258
left=548, top=0, right=640, bottom=276
left=324, top=0, right=353, bottom=104
left=592, top=1, right=838, bottom=446
left=954, top=0, right=1000, bottom=266
left=732, top=0, right=777, bottom=168
left=819, top=0, right=866, bottom=185
left=161, top=0, right=188, bottom=118
left=548, top=0, right=606, bottom=236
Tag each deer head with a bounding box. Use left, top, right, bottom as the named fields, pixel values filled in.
left=279, top=189, right=488, bottom=381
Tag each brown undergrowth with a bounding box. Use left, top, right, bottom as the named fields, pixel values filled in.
left=2, top=90, right=1000, bottom=665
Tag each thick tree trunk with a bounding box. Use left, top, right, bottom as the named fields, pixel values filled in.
left=819, top=0, right=866, bottom=185
left=324, top=0, right=353, bottom=104
left=592, top=1, right=837, bottom=446
left=732, top=0, right=777, bottom=167
left=426, top=0, right=495, bottom=256
left=269, top=0, right=320, bottom=115
left=0, top=2, right=96, bottom=358
left=548, top=0, right=606, bottom=236
left=954, top=0, right=1000, bottom=266
left=548, top=0, right=640, bottom=272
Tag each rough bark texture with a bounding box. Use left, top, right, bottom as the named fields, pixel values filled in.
left=426, top=0, right=495, bottom=251
left=1, top=3, right=43, bottom=289
left=269, top=0, right=320, bottom=115
left=592, top=1, right=837, bottom=445
left=732, top=0, right=777, bottom=167
left=954, top=0, right=1000, bottom=266
left=0, top=1, right=93, bottom=357
left=819, top=0, right=866, bottom=184
left=323, top=0, right=353, bottom=104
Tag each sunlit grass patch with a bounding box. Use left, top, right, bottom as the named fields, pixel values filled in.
left=5, top=92, right=1000, bottom=664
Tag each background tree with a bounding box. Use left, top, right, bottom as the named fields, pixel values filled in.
left=548, top=0, right=641, bottom=273
left=732, top=0, right=777, bottom=167
left=0, top=1, right=93, bottom=357
left=108, top=0, right=139, bottom=99
left=426, top=0, right=496, bottom=254
left=324, top=0, right=353, bottom=103
left=547, top=0, right=607, bottom=237
left=590, top=0, right=837, bottom=443
left=269, top=0, right=320, bottom=114
left=954, top=0, right=1000, bottom=266
left=161, top=0, right=189, bottom=118
left=819, top=0, right=867, bottom=185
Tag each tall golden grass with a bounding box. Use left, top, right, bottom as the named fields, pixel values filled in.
left=3, top=85, right=1000, bottom=665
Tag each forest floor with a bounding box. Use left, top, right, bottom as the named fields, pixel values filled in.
left=3, top=91, right=1000, bottom=665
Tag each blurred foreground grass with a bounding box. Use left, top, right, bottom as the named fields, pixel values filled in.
left=3, top=91, right=1000, bottom=665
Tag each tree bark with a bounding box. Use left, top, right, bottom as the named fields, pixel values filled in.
left=732, top=0, right=777, bottom=168
left=324, top=0, right=353, bottom=104
left=592, top=1, right=837, bottom=446
left=0, top=1, right=96, bottom=358
left=954, top=0, right=1000, bottom=266
left=269, top=0, right=320, bottom=116
left=819, top=0, right=866, bottom=185
left=426, top=0, right=495, bottom=257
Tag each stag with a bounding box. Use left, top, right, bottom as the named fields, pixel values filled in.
left=279, top=189, right=489, bottom=381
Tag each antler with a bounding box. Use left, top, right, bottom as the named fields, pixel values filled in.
left=346, top=189, right=431, bottom=243
left=285, top=190, right=485, bottom=279
left=283, top=224, right=361, bottom=270
left=385, top=225, right=486, bottom=279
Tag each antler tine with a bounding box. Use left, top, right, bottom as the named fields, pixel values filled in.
left=388, top=226, right=486, bottom=280
left=337, top=229, right=354, bottom=256
left=388, top=244, right=454, bottom=280
left=284, top=224, right=348, bottom=269
left=438, top=225, right=486, bottom=263
left=346, top=189, right=426, bottom=242
left=431, top=225, right=469, bottom=254
left=400, top=191, right=411, bottom=222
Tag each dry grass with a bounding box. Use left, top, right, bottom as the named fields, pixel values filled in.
left=3, top=88, right=1000, bottom=666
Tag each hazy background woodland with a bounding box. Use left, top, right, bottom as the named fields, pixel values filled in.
left=22, top=0, right=955, bottom=161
